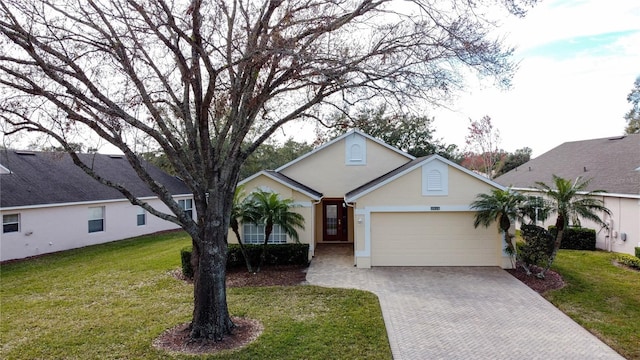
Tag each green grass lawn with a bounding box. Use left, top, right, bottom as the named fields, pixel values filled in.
left=1, top=231, right=391, bottom=360
left=546, top=250, right=640, bottom=359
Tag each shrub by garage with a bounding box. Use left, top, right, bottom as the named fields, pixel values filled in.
left=548, top=226, right=596, bottom=250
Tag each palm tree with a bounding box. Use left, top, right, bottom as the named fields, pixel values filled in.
left=471, top=187, right=527, bottom=267
left=535, top=175, right=611, bottom=278
left=243, top=190, right=305, bottom=272
left=229, top=185, right=256, bottom=273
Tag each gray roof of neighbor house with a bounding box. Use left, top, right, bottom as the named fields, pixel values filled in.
left=495, top=135, right=640, bottom=195
left=0, top=150, right=191, bottom=208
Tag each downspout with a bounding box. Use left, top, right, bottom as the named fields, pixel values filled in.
left=344, top=197, right=357, bottom=266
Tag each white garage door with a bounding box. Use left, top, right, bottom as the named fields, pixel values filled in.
left=370, top=212, right=499, bottom=266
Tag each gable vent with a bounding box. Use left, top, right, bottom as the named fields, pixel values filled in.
left=15, top=150, right=35, bottom=156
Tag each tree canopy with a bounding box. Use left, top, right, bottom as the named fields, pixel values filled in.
left=0, top=0, right=538, bottom=343
left=320, top=105, right=463, bottom=161
left=624, top=75, right=640, bottom=134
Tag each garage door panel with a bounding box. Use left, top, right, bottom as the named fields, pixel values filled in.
left=371, top=212, right=498, bottom=266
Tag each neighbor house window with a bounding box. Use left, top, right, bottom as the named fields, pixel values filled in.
left=88, top=206, right=105, bottom=233
left=137, top=207, right=146, bottom=226
left=242, top=223, right=287, bottom=244
left=3, top=214, right=20, bottom=233
left=178, top=199, right=193, bottom=219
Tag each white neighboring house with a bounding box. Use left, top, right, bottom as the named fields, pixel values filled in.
left=495, top=135, right=640, bottom=256
left=0, top=150, right=194, bottom=262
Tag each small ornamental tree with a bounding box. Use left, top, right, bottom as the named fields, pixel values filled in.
left=242, top=190, right=305, bottom=273
left=534, top=175, right=611, bottom=278
left=471, top=187, right=527, bottom=267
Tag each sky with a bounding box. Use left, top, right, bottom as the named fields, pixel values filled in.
left=429, top=0, right=640, bottom=157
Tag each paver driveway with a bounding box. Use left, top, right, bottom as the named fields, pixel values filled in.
left=305, top=245, right=624, bottom=360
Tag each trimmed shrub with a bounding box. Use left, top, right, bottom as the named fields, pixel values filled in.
left=227, top=243, right=310, bottom=268
left=615, top=253, right=640, bottom=270
left=518, top=224, right=554, bottom=269
left=180, top=243, right=310, bottom=278
left=635, top=247, right=640, bottom=259
left=180, top=246, right=194, bottom=279
left=548, top=226, right=596, bottom=250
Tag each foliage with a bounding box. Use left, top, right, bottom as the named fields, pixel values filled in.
left=320, top=105, right=463, bottom=161
left=495, top=147, right=532, bottom=176
left=548, top=226, right=596, bottom=251
left=623, top=75, right=640, bottom=134
left=534, top=175, right=611, bottom=277
left=471, top=187, right=527, bottom=266
left=240, top=139, right=314, bottom=180
left=242, top=190, right=306, bottom=272
left=545, top=251, right=640, bottom=359
left=181, top=243, right=310, bottom=279
left=464, top=115, right=502, bottom=179
left=0, top=0, right=538, bottom=341
left=0, top=231, right=391, bottom=360
left=636, top=247, right=640, bottom=258
left=517, top=224, right=553, bottom=274
left=615, top=253, right=640, bottom=270
left=180, top=245, right=194, bottom=279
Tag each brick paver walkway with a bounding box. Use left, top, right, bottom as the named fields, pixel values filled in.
left=306, top=244, right=624, bottom=360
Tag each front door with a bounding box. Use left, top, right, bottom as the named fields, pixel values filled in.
left=323, top=199, right=348, bottom=241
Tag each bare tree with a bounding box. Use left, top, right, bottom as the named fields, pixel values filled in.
left=0, top=0, right=536, bottom=341
left=464, top=115, right=502, bottom=179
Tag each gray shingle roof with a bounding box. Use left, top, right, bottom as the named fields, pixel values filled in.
left=264, top=170, right=323, bottom=199
left=0, top=150, right=190, bottom=208
left=495, top=135, right=640, bottom=195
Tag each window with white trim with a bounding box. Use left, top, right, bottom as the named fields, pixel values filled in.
left=137, top=207, right=146, bottom=226
left=3, top=214, right=20, bottom=233
left=178, top=199, right=193, bottom=219
left=88, top=206, right=105, bottom=233
left=242, top=223, right=287, bottom=244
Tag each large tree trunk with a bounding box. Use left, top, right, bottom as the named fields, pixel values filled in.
left=188, top=175, right=239, bottom=341
left=190, top=221, right=235, bottom=340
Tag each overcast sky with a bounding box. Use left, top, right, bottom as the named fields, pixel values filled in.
left=430, top=0, right=640, bottom=157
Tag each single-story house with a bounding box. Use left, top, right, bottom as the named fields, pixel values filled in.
left=0, top=150, right=194, bottom=262
left=235, top=130, right=512, bottom=268
left=495, top=135, right=640, bottom=256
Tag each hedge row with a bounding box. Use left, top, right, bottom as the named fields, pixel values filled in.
left=181, top=243, right=310, bottom=278
left=548, top=226, right=596, bottom=251
left=636, top=247, right=640, bottom=259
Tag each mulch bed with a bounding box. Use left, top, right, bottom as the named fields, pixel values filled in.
left=506, top=264, right=565, bottom=294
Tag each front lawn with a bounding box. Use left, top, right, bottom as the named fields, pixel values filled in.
left=546, top=250, right=640, bottom=359
left=0, top=231, right=391, bottom=359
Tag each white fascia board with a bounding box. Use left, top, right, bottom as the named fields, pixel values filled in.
left=0, top=194, right=192, bottom=212
left=238, top=170, right=321, bottom=201
left=346, top=155, right=506, bottom=202
left=275, top=129, right=414, bottom=172
left=512, top=187, right=640, bottom=200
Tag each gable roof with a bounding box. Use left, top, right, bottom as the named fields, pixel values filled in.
left=275, top=129, right=415, bottom=172
left=238, top=170, right=323, bottom=200
left=345, top=154, right=505, bottom=202
left=0, top=150, right=190, bottom=208
left=495, top=135, right=640, bottom=195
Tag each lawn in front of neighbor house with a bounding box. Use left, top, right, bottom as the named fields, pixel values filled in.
left=0, top=231, right=391, bottom=360
left=546, top=250, right=640, bottom=359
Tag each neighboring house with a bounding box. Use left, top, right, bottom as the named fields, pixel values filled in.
left=235, top=130, right=512, bottom=268
left=0, top=150, right=194, bottom=262
left=495, top=135, right=640, bottom=256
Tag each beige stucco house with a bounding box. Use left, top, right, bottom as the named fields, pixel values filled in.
left=495, top=135, right=640, bottom=256
left=235, top=130, right=512, bottom=268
